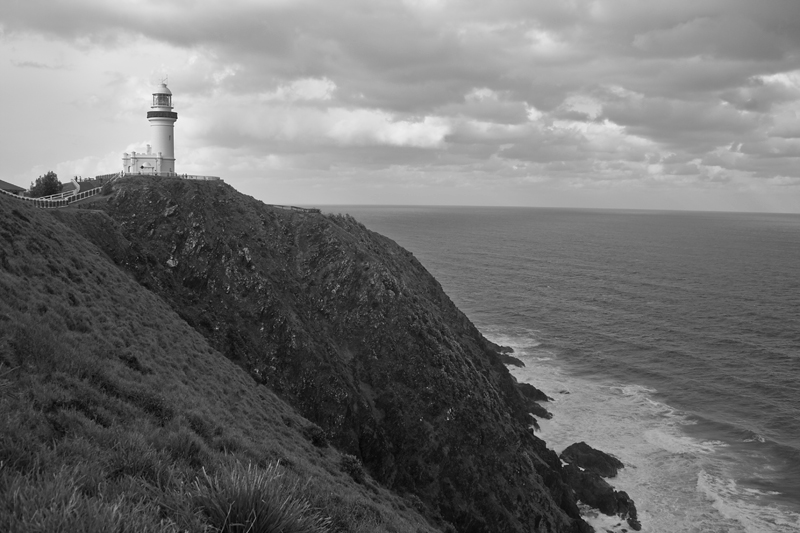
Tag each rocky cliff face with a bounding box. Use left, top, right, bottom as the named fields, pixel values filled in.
left=61, top=176, right=591, bottom=533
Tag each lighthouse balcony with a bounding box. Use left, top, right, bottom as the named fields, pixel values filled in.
left=147, top=111, right=178, bottom=119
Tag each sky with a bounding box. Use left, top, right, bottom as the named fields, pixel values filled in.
left=2, top=0, right=800, bottom=213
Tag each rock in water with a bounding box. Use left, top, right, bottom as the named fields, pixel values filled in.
left=560, top=441, right=625, bottom=478
left=559, top=443, right=640, bottom=530
left=561, top=465, right=641, bottom=531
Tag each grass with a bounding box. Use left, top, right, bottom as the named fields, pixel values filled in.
left=193, top=461, right=330, bottom=533
left=0, top=466, right=171, bottom=533
left=0, top=193, right=438, bottom=533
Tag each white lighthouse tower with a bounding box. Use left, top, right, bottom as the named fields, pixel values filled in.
left=122, top=82, right=178, bottom=175
left=148, top=83, right=177, bottom=173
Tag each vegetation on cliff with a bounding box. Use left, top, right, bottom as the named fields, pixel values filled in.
left=0, top=175, right=629, bottom=532
left=0, top=192, right=439, bottom=533
left=28, top=170, right=62, bottom=198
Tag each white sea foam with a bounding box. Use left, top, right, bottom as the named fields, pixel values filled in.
left=495, top=335, right=800, bottom=533
left=612, top=384, right=658, bottom=396
left=643, top=429, right=724, bottom=455
left=697, top=471, right=800, bottom=533
left=576, top=503, right=634, bottom=533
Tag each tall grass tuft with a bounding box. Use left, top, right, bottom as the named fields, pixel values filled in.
left=193, top=461, right=330, bottom=533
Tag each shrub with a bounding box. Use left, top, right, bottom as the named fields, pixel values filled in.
left=85, top=372, right=174, bottom=425
left=152, top=481, right=209, bottom=533
left=52, top=437, right=107, bottom=497
left=340, top=454, right=365, bottom=484
left=106, top=433, right=168, bottom=486
left=101, top=179, right=115, bottom=196
left=118, top=352, right=151, bottom=374
left=29, top=171, right=62, bottom=198
left=301, top=423, right=328, bottom=448
left=185, top=410, right=214, bottom=441
left=0, top=406, right=45, bottom=473
left=193, top=461, right=330, bottom=533
left=8, top=315, right=59, bottom=370
left=312, top=493, right=384, bottom=533
left=212, top=433, right=244, bottom=454
left=156, top=426, right=210, bottom=469
left=64, top=309, right=92, bottom=333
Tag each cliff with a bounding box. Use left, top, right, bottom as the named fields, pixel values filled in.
left=0, top=190, right=437, bottom=533
left=51, top=175, right=590, bottom=532
left=0, top=173, right=645, bottom=531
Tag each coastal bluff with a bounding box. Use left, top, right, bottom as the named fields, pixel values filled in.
left=5, top=175, right=636, bottom=532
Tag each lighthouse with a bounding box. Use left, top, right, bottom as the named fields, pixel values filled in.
left=122, top=83, right=178, bottom=175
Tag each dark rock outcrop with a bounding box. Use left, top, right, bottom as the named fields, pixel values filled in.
left=560, top=442, right=624, bottom=478
left=561, top=465, right=641, bottom=531
left=487, top=341, right=525, bottom=367
left=498, top=351, right=525, bottom=367
left=61, top=176, right=597, bottom=533
left=559, top=442, right=639, bottom=530
left=518, top=381, right=553, bottom=404
left=523, top=396, right=553, bottom=422
left=516, top=381, right=553, bottom=422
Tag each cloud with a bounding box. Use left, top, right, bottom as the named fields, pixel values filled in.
left=436, top=88, right=530, bottom=125
left=599, top=92, right=760, bottom=150
left=11, top=59, right=64, bottom=69
left=259, top=78, right=337, bottom=102
left=3, top=0, right=800, bottom=210
left=632, top=15, right=788, bottom=61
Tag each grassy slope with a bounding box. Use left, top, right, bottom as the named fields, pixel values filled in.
left=0, top=193, right=438, bottom=532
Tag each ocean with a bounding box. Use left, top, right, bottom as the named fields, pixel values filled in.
left=329, top=206, right=800, bottom=533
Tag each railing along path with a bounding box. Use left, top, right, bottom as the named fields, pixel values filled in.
left=2, top=173, right=319, bottom=214
left=0, top=186, right=103, bottom=209
left=266, top=204, right=321, bottom=214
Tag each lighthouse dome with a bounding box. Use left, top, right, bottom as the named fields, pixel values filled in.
left=153, top=83, right=172, bottom=96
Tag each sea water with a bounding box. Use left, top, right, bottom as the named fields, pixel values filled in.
left=332, top=206, right=800, bottom=533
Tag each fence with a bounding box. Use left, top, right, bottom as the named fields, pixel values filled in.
left=181, top=175, right=221, bottom=181
left=267, top=204, right=321, bottom=214
left=0, top=186, right=103, bottom=209
left=1, top=174, right=320, bottom=214
left=120, top=172, right=221, bottom=181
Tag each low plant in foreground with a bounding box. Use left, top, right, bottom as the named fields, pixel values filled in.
left=193, top=461, right=330, bottom=533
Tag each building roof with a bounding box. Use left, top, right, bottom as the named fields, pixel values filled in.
left=0, top=179, right=26, bottom=193
left=153, top=83, right=172, bottom=96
